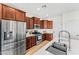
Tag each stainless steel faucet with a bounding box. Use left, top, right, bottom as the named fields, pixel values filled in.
left=58, top=30, right=71, bottom=51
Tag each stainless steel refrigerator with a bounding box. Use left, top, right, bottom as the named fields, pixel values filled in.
left=0, top=20, right=26, bottom=55
left=16, top=21, right=26, bottom=55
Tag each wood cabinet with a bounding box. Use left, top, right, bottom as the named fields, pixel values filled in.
left=29, top=18, right=33, bottom=29
left=2, top=4, right=7, bottom=19
left=0, top=4, right=15, bottom=20
left=7, top=7, right=15, bottom=20
left=26, top=17, right=33, bottom=29
left=42, top=34, right=46, bottom=41
left=26, top=36, right=36, bottom=50
left=32, top=17, right=40, bottom=25
left=47, top=21, right=53, bottom=29
left=0, top=4, right=26, bottom=21
left=26, top=17, right=30, bottom=29
left=15, top=9, right=26, bottom=21
left=40, top=20, right=48, bottom=29
left=40, top=20, right=53, bottom=29
left=42, top=33, right=53, bottom=41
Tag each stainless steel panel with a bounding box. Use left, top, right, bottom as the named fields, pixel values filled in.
left=0, top=20, right=26, bottom=55
left=17, top=22, right=26, bottom=41
left=9, top=21, right=17, bottom=42
left=17, top=45, right=26, bottom=55
left=20, top=46, right=26, bottom=55
left=1, top=20, right=8, bottom=44
left=1, top=20, right=16, bottom=44
left=17, top=22, right=22, bottom=41
left=2, top=48, right=18, bottom=55
left=23, top=22, right=26, bottom=50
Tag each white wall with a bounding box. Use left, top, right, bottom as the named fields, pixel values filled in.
left=53, top=16, right=62, bottom=40
left=63, top=10, right=79, bottom=39
left=52, top=10, right=79, bottom=40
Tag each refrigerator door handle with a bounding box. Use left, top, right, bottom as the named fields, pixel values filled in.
left=9, top=31, right=13, bottom=39
left=4, top=32, right=8, bottom=40
left=23, top=34, right=26, bottom=39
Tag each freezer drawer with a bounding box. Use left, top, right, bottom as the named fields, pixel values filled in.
left=17, top=46, right=26, bottom=55
left=2, top=48, right=18, bottom=55
left=2, top=41, right=18, bottom=51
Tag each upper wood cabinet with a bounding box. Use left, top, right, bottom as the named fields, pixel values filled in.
left=26, top=17, right=33, bottom=29
left=0, top=4, right=15, bottom=20
left=29, top=18, right=33, bottom=29
left=0, top=4, right=26, bottom=21
left=2, top=4, right=7, bottom=19
left=25, top=17, right=30, bottom=29
left=40, top=20, right=48, bottom=29
left=40, top=20, right=53, bottom=29
left=15, top=9, right=26, bottom=21
left=7, top=6, right=15, bottom=20
left=32, top=17, right=40, bottom=25
left=47, top=21, right=53, bottom=29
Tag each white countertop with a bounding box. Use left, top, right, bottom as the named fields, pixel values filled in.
left=26, top=33, right=35, bottom=37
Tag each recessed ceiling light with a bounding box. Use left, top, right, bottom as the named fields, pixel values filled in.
left=46, top=14, right=49, bottom=17
left=36, top=8, right=40, bottom=11
left=42, top=5, right=47, bottom=8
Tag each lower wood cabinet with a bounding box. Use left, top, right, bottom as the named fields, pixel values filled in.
left=26, top=36, right=36, bottom=50
left=42, top=33, right=53, bottom=41
left=42, top=34, right=46, bottom=41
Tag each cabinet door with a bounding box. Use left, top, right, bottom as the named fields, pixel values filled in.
left=15, top=10, right=25, bottom=21
left=34, top=36, right=36, bottom=45
left=48, top=21, right=53, bottom=29
left=0, top=4, right=2, bottom=19
left=44, top=20, right=48, bottom=29
left=2, top=5, right=15, bottom=20
left=50, top=21, right=53, bottom=29
left=40, top=20, right=43, bottom=29
left=42, top=34, right=46, bottom=41
left=31, top=37, right=34, bottom=47
left=49, top=34, right=53, bottom=41
left=30, top=36, right=36, bottom=47
left=7, top=7, right=15, bottom=20
left=32, top=17, right=40, bottom=25
left=26, top=36, right=36, bottom=50
left=2, top=5, right=7, bottom=19
left=26, top=17, right=30, bottom=29
left=36, top=18, right=40, bottom=24
left=26, top=37, right=31, bottom=50
left=29, top=18, right=33, bottom=29
left=46, top=34, right=53, bottom=41
left=26, top=17, right=33, bottom=29
left=32, top=36, right=36, bottom=46
left=29, top=37, right=32, bottom=48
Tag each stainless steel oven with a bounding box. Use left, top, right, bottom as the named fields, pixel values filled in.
left=36, top=34, right=42, bottom=45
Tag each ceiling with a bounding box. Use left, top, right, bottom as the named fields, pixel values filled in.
left=5, top=3, right=79, bottom=19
